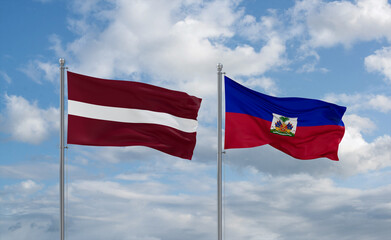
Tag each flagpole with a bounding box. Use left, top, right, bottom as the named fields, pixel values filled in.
left=59, top=58, right=65, bottom=240
left=217, top=63, right=223, bottom=240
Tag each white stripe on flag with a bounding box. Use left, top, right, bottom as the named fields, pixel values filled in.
left=68, top=100, right=198, bottom=133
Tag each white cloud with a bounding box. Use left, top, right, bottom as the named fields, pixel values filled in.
left=323, top=93, right=363, bottom=111
left=234, top=76, right=279, bottom=95
left=368, top=94, right=391, bottom=113
left=342, top=114, right=376, bottom=134
left=2, top=169, right=391, bottom=240
left=237, top=11, right=283, bottom=43
left=4, top=180, right=43, bottom=196
left=297, top=61, right=329, bottom=73
left=295, top=0, right=391, bottom=48
left=224, top=174, right=391, bottom=240
left=324, top=93, right=391, bottom=113
left=19, top=60, right=58, bottom=84
left=115, top=173, right=157, bottom=181
left=58, top=0, right=286, bottom=98
left=221, top=36, right=286, bottom=77
left=338, top=116, right=391, bottom=175
left=365, top=46, right=391, bottom=83
left=0, top=162, right=60, bottom=180
left=0, top=70, right=12, bottom=83
left=288, top=0, right=391, bottom=75
left=0, top=94, right=59, bottom=144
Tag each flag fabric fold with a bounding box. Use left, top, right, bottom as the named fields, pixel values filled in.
left=224, top=76, right=346, bottom=161
left=67, top=71, right=202, bottom=160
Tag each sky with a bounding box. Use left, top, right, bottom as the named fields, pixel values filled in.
left=1, top=0, right=391, bottom=239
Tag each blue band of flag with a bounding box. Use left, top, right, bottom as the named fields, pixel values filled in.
left=225, top=76, right=346, bottom=127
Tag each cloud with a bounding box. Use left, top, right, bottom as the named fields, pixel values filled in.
left=237, top=12, right=282, bottom=42
left=231, top=76, right=279, bottom=95
left=338, top=114, right=391, bottom=175
left=0, top=155, right=217, bottom=239
left=297, top=61, right=329, bottom=73
left=294, top=0, right=391, bottom=48
left=0, top=70, right=12, bottom=83
left=342, top=114, right=376, bottom=134
left=324, top=93, right=391, bottom=113
left=365, top=46, right=391, bottom=83
left=224, top=174, right=391, bottom=240
left=368, top=94, right=391, bottom=113
left=0, top=94, right=59, bottom=144
left=56, top=0, right=287, bottom=98
left=115, top=173, right=157, bottom=181
left=0, top=162, right=60, bottom=180
left=2, top=167, right=391, bottom=240
left=0, top=216, right=58, bottom=240
left=63, top=179, right=216, bottom=240
left=19, top=60, right=58, bottom=84
left=3, top=180, right=43, bottom=196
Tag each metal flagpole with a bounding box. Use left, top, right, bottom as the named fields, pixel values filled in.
left=217, top=63, right=223, bottom=240
left=59, top=58, right=65, bottom=240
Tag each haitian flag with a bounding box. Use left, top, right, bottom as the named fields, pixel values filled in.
left=67, top=71, right=202, bottom=160
left=224, top=76, right=346, bottom=161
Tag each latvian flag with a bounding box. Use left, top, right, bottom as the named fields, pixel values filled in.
left=67, top=71, right=202, bottom=160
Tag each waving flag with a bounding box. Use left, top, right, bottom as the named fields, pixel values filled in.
left=224, top=76, right=346, bottom=161
left=67, top=71, right=202, bottom=160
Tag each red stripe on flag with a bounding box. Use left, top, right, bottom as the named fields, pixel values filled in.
left=67, top=72, right=201, bottom=119
left=225, top=112, right=345, bottom=161
left=67, top=115, right=197, bottom=160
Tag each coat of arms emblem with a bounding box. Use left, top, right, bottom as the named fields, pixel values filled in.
left=270, top=113, right=297, bottom=137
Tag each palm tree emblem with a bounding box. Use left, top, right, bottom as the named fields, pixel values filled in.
left=270, top=114, right=297, bottom=137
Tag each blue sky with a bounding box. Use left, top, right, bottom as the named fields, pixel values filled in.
left=1, top=0, right=391, bottom=239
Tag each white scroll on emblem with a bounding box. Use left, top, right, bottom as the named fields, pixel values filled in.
left=270, top=113, right=298, bottom=137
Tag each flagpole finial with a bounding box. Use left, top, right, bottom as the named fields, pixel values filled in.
left=59, top=58, right=65, bottom=65
left=217, top=63, right=223, bottom=72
